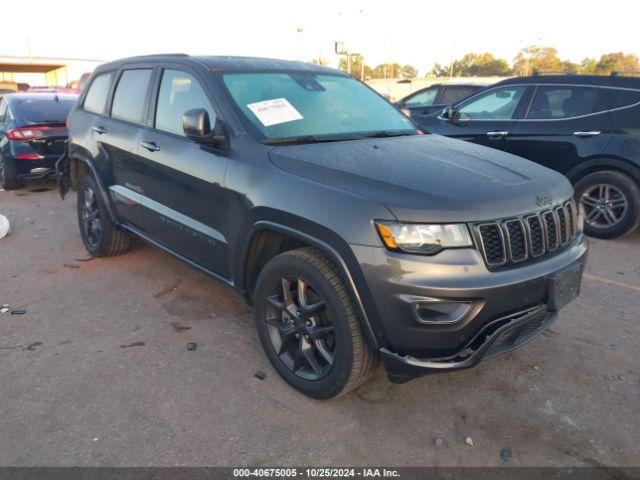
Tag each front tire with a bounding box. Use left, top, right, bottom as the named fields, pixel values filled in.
left=574, top=170, right=640, bottom=239
left=77, top=174, right=131, bottom=257
left=253, top=247, right=377, bottom=399
left=0, top=156, right=22, bottom=190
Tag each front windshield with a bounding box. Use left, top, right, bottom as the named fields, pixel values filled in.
left=222, top=72, right=416, bottom=141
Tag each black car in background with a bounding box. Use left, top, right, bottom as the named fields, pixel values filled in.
left=416, top=75, right=640, bottom=239
left=0, top=93, right=76, bottom=190
left=396, top=82, right=489, bottom=121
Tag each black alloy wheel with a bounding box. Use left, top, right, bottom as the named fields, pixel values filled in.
left=264, top=276, right=336, bottom=381
left=574, top=170, right=640, bottom=239
left=80, top=184, right=102, bottom=248
left=253, top=247, right=377, bottom=399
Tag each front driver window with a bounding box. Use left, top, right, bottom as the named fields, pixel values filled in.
left=457, top=86, right=526, bottom=120
left=404, top=87, right=438, bottom=107
left=155, top=70, right=216, bottom=136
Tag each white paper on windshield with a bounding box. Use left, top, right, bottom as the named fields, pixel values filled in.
left=247, top=98, right=303, bottom=127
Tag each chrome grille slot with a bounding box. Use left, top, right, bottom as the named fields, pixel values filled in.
left=525, top=215, right=545, bottom=257
left=555, top=205, right=569, bottom=245
left=565, top=200, right=576, bottom=237
left=474, top=200, right=578, bottom=269
left=542, top=211, right=559, bottom=251
left=477, top=223, right=506, bottom=266
left=503, top=219, right=527, bottom=262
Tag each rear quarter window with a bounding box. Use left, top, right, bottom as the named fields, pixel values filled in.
left=604, top=88, right=640, bottom=109
left=527, top=86, right=599, bottom=119
left=83, top=73, right=114, bottom=114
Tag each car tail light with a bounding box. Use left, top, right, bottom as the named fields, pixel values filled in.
left=15, top=154, right=44, bottom=160
left=6, top=125, right=66, bottom=141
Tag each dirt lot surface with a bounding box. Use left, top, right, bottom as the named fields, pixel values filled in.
left=1, top=182, right=639, bottom=467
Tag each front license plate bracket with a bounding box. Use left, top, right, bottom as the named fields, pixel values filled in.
left=548, top=263, right=582, bottom=312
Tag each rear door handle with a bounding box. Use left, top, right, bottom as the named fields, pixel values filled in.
left=92, top=125, right=107, bottom=134
left=487, top=131, right=509, bottom=138
left=573, top=131, right=601, bottom=137
left=140, top=141, right=160, bottom=152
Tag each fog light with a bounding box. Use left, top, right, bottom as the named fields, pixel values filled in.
left=414, top=300, right=472, bottom=325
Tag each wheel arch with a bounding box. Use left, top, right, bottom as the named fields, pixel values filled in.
left=65, top=149, right=118, bottom=222
left=566, top=156, right=640, bottom=186
left=237, top=215, right=384, bottom=349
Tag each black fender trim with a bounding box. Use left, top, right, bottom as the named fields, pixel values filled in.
left=64, top=150, right=118, bottom=222
left=241, top=220, right=382, bottom=349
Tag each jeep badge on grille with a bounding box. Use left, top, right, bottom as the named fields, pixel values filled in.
left=536, top=195, right=554, bottom=207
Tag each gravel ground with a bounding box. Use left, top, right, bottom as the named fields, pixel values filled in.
left=0, top=182, right=639, bottom=467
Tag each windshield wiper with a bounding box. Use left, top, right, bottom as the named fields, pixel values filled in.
left=262, top=134, right=362, bottom=145
left=262, top=130, right=418, bottom=146
left=358, top=130, right=417, bottom=139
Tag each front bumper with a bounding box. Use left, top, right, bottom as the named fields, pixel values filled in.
left=382, top=305, right=555, bottom=383
left=351, top=234, right=587, bottom=381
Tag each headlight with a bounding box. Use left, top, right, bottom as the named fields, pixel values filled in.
left=375, top=221, right=473, bottom=255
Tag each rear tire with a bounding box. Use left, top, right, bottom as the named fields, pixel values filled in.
left=77, top=174, right=131, bottom=257
left=253, top=247, right=377, bottom=399
left=574, top=170, right=640, bottom=239
left=0, top=156, right=22, bottom=190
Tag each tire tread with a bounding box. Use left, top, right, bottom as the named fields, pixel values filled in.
left=277, top=247, right=378, bottom=397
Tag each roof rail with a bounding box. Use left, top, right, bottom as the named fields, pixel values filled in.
left=611, top=70, right=640, bottom=77
left=532, top=71, right=576, bottom=76
left=120, top=53, right=189, bottom=61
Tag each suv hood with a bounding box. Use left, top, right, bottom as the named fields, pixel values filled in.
left=269, top=134, right=573, bottom=223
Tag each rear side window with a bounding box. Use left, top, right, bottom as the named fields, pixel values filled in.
left=404, top=87, right=438, bottom=107
left=83, top=73, right=113, bottom=114
left=440, top=86, right=480, bottom=105
left=604, top=88, right=640, bottom=109
left=527, top=86, right=598, bottom=119
left=111, top=69, right=152, bottom=124
left=457, top=86, right=526, bottom=120
left=155, top=70, right=216, bottom=136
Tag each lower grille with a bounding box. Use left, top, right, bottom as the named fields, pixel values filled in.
left=485, top=307, right=552, bottom=360
left=475, top=199, right=578, bottom=269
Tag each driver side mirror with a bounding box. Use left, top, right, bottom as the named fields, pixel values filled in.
left=183, top=108, right=227, bottom=148
left=442, top=106, right=458, bottom=121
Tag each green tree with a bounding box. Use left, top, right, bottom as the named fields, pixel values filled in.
left=310, top=57, right=329, bottom=66
left=512, top=46, right=577, bottom=75
left=372, top=63, right=402, bottom=79
left=579, top=57, right=598, bottom=74
left=429, top=53, right=510, bottom=77
left=338, top=56, right=374, bottom=80
left=399, top=64, right=418, bottom=79
left=429, top=63, right=448, bottom=77
left=594, top=52, right=640, bottom=74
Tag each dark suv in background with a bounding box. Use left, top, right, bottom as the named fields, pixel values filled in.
left=59, top=55, right=586, bottom=399
left=416, top=74, right=640, bottom=239
left=395, top=82, right=488, bottom=120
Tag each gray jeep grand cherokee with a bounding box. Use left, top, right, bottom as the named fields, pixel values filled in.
left=58, top=55, right=587, bottom=399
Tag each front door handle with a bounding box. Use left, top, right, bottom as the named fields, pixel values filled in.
left=486, top=131, right=509, bottom=138
left=140, top=141, right=160, bottom=152
left=92, top=125, right=107, bottom=134
left=573, top=131, right=601, bottom=137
